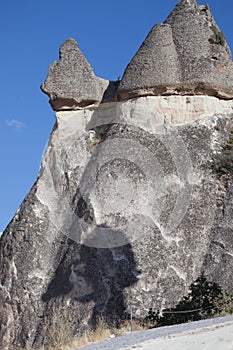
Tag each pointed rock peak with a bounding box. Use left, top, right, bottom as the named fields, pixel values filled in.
left=165, top=0, right=199, bottom=24
left=117, top=23, right=181, bottom=100
left=60, top=37, right=77, bottom=49
left=117, top=0, right=233, bottom=101
left=41, top=38, right=108, bottom=111
left=177, top=0, right=198, bottom=8
left=59, top=38, right=84, bottom=59
left=61, top=37, right=77, bottom=46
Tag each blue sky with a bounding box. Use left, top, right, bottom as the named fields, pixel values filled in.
left=0, top=0, right=233, bottom=232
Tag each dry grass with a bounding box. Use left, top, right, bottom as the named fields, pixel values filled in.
left=38, top=317, right=144, bottom=350
left=45, top=322, right=74, bottom=349
left=70, top=318, right=116, bottom=349
left=13, top=316, right=145, bottom=350
left=68, top=318, right=144, bottom=349
left=39, top=304, right=79, bottom=350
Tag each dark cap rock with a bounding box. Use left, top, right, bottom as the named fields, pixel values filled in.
left=117, top=0, right=233, bottom=100
left=41, top=38, right=108, bottom=110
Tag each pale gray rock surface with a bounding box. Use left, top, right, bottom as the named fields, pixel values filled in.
left=41, top=38, right=109, bottom=110
left=0, top=96, right=233, bottom=349
left=117, top=0, right=233, bottom=100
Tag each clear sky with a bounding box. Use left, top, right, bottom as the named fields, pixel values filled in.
left=0, top=0, right=233, bottom=232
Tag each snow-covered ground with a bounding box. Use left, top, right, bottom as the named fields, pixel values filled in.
left=76, top=316, right=233, bottom=350
left=125, top=322, right=233, bottom=350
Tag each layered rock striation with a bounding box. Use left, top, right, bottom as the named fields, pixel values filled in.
left=0, top=1, right=233, bottom=349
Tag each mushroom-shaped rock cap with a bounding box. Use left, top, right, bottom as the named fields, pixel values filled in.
left=41, top=39, right=108, bottom=110
left=117, top=0, right=233, bottom=100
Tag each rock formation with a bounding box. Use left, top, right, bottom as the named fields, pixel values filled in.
left=41, top=38, right=109, bottom=110
left=0, top=0, right=233, bottom=349
left=117, top=0, right=233, bottom=100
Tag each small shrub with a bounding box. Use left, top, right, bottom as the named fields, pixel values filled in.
left=212, top=150, right=233, bottom=174
left=211, top=137, right=233, bottom=175
left=210, top=25, right=226, bottom=46
left=144, top=276, right=223, bottom=328
left=213, top=292, right=233, bottom=316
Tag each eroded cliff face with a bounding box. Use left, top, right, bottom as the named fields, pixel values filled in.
left=0, top=96, right=233, bottom=349
left=0, top=0, right=233, bottom=348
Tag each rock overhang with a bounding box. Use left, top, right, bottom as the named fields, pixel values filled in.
left=56, top=96, right=233, bottom=131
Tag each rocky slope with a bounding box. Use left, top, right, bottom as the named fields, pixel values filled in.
left=0, top=0, right=233, bottom=349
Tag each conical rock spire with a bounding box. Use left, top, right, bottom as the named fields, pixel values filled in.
left=117, top=1, right=233, bottom=100
left=41, top=38, right=108, bottom=110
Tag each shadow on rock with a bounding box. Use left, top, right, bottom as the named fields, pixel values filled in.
left=42, top=226, right=140, bottom=328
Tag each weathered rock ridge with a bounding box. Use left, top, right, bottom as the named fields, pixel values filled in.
left=0, top=1, right=233, bottom=349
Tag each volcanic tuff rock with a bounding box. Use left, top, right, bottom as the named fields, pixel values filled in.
left=117, top=0, right=233, bottom=100
left=0, top=1, right=233, bottom=350
left=41, top=38, right=109, bottom=110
